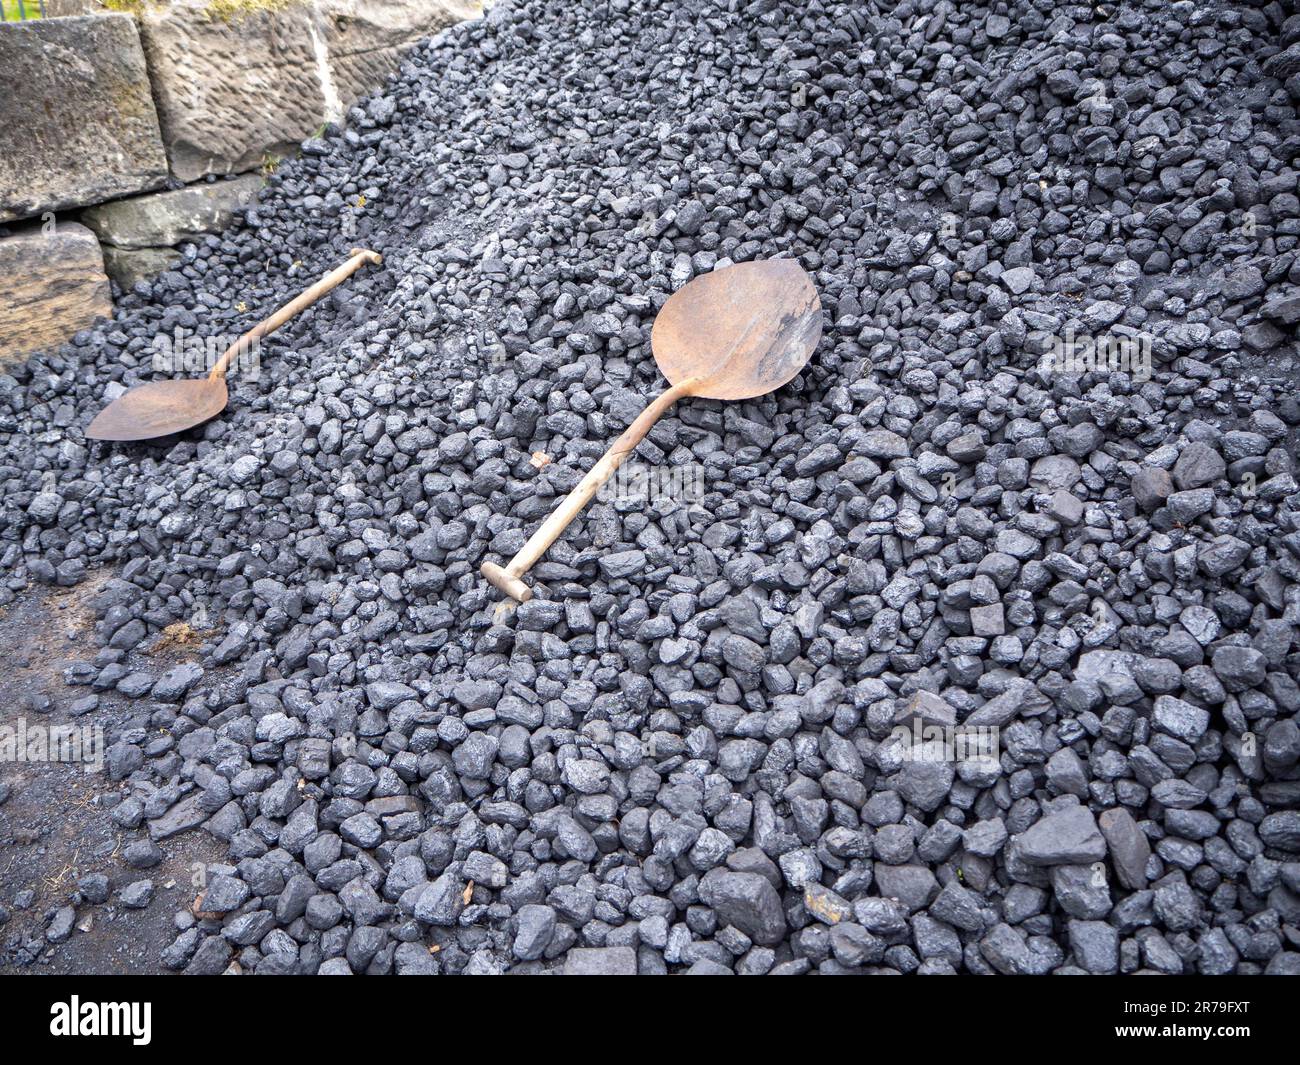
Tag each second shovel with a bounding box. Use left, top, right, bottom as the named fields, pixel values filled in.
left=86, top=249, right=382, bottom=442
left=482, top=258, right=822, bottom=603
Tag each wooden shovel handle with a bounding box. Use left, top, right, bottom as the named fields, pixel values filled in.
left=483, top=378, right=699, bottom=602
left=208, top=248, right=382, bottom=381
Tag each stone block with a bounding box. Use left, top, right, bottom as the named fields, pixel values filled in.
left=0, top=14, right=168, bottom=222
left=0, top=222, right=111, bottom=367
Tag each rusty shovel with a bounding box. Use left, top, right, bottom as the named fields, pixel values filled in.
left=482, top=258, right=822, bottom=602
left=86, top=248, right=382, bottom=442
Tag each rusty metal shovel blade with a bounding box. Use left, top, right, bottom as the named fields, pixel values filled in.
left=482, top=258, right=822, bottom=602
left=85, top=249, right=382, bottom=443
left=85, top=377, right=230, bottom=442
left=650, top=257, right=823, bottom=401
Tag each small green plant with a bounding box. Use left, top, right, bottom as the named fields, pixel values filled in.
left=96, top=0, right=299, bottom=17
left=1, top=0, right=46, bottom=21
left=204, top=0, right=298, bottom=22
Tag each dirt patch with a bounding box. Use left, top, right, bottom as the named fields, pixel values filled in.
left=0, top=572, right=226, bottom=973
left=147, top=621, right=208, bottom=656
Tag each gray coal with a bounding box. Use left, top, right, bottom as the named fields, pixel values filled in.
left=2, top=0, right=1300, bottom=975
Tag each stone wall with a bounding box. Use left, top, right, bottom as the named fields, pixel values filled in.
left=0, top=14, right=168, bottom=224
left=0, top=0, right=478, bottom=367
left=140, top=0, right=478, bottom=182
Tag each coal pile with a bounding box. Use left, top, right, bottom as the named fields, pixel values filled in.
left=2, top=0, right=1300, bottom=975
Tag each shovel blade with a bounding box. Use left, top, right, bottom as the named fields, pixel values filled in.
left=651, top=259, right=823, bottom=401
left=85, top=378, right=230, bottom=442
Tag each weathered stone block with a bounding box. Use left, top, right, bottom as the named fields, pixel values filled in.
left=138, top=0, right=479, bottom=182
left=325, top=0, right=479, bottom=103
left=82, top=174, right=264, bottom=248
left=45, top=1, right=100, bottom=14
left=0, top=222, right=111, bottom=367
left=101, top=246, right=183, bottom=290
left=0, top=14, right=168, bottom=223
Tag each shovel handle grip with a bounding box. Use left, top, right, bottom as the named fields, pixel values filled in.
left=209, top=248, right=382, bottom=381
left=482, top=379, right=698, bottom=603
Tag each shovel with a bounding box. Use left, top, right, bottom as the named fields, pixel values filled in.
left=482, top=258, right=822, bottom=603
left=85, top=248, right=383, bottom=442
